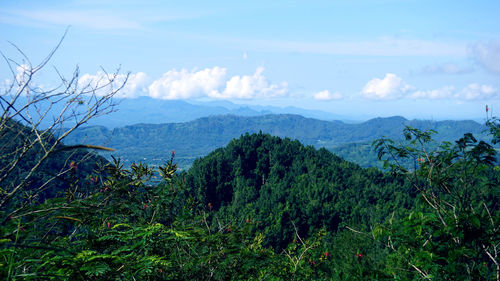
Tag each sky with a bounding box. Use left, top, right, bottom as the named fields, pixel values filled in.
left=1, top=0, right=499, bottom=120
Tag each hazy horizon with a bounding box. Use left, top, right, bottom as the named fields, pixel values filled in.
left=1, top=0, right=499, bottom=121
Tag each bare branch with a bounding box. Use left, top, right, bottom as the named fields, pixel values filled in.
left=0, top=30, right=127, bottom=214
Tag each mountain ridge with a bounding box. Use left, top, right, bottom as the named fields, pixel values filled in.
left=82, top=97, right=348, bottom=128
left=64, top=114, right=488, bottom=169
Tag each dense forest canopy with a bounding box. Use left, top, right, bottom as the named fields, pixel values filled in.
left=1, top=116, right=499, bottom=280
left=184, top=132, right=415, bottom=249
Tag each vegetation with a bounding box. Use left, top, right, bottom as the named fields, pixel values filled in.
left=184, top=132, right=415, bottom=249
left=64, top=114, right=489, bottom=170
left=0, top=32, right=125, bottom=223
left=372, top=123, right=500, bottom=280
left=1, top=119, right=108, bottom=202
left=1, top=40, right=498, bottom=280
left=2, top=118, right=498, bottom=280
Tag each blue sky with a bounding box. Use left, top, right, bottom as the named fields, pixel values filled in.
left=1, top=0, right=499, bottom=120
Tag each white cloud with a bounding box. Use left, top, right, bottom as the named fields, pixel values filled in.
left=408, top=84, right=498, bottom=100
left=469, top=40, right=500, bottom=74
left=15, top=64, right=30, bottom=85
left=361, top=73, right=498, bottom=101
left=79, top=67, right=287, bottom=100
left=78, top=71, right=150, bottom=98
left=217, top=67, right=288, bottom=99
left=362, top=73, right=412, bottom=100
left=313, top=90, right=342, bottom=101
left=121, top=72, right=150, bottom=98
left=243, top=51, right=248, bottom=60
left=1, top=64, right=40, bottom=94
left=457, top=84, right=498, bottom=100
left=148, top=67, right=227, bottom=100
left=408, top=86, right=455, bottom=99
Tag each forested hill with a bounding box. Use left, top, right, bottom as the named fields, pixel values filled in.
left=4, top=120, right=499, bottom=279
left=183, top=132, right=414, bottom=249
left=0, top=119, right=108, bottom=201
left=64, top=114, right=488, bottom=169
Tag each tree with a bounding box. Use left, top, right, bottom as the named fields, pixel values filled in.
left=373, top=122, right=500, bottom=280
left=0, top=30, right=128, bottom=221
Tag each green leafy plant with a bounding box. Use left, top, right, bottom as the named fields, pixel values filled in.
left=372, top=121, right=500, bottom=280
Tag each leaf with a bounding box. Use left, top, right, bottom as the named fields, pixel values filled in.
left=51, top=216, right=82, bottom=223
left=81, top=262, right=111, bottom=277
left=112, top=223, right=132, bottom=229
left=372, top=225, right=384, bottom=239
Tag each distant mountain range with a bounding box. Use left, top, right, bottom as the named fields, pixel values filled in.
left=82, top=97, right=348, bottom=128
left=64, top=114, right=489, bottom=170
left=14, top=96, right=352, bottom=129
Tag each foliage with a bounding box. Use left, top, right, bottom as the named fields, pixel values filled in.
left=0, top=119, right=108, bottom=206
left=2, top=122, right=498, bottom=279
left=372, top=123, right=500, bottom=280
left=0, top=150, right=342, bottom=280
left=1, top=39, right=497, bottom=279
left=184, top=132, right=416, bottom=251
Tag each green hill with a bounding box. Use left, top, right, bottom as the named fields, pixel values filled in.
left=65, top=114, right=489, bottom=169
left=0, top=119, right=108, bottom=203
left=4, top=120, right=499, bottom=280
left=184, top=132, right=415, bottom=249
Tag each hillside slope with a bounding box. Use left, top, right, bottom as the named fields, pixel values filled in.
left=65, top=114, right=488, bottom=169
left=1, top=119, right=108, bottom=203
left=183, top=132, right=415, bottom=248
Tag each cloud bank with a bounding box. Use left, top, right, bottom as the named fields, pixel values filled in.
left=363, top=73, right=499, bottom=101
left=80, top=67, right=288, bottom=100
left=459, top=84, right=497, bottom=100
left=410, top=84, right=498, bottom=100
left=77, top=69, right=498, bottom=102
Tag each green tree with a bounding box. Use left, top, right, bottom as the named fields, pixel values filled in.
left=373, top=121, right=500, bottom=280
